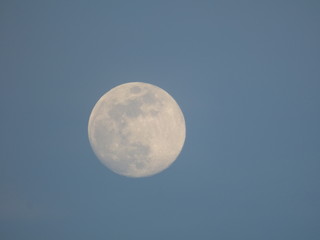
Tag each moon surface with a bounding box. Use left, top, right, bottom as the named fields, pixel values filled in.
left=88, top=82, right=186, bottom=177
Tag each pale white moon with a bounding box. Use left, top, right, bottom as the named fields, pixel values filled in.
left=88, top=82, right=186, bottom=177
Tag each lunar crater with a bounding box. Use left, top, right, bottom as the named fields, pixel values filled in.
left=130, top=86, right=141, bottom=94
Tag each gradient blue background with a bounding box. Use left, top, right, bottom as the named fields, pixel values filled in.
left=1, top=1, right=320, bottom=239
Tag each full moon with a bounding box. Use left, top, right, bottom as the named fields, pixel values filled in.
left=88, top=82, right=186, bottom=177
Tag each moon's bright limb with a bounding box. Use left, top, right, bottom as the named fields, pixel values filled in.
left=88, top=82, right=186, bottom=177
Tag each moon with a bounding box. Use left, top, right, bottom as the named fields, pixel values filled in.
left=88, top=82, right=186, bottom=178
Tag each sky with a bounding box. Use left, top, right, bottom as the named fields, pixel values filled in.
left=1, top=0, right=320, bottom=239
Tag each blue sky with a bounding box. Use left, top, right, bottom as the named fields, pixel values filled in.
left=1, top=0, right=320, bottom=239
